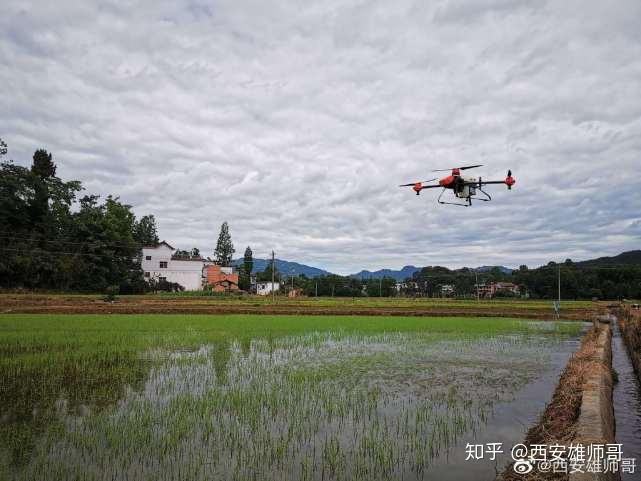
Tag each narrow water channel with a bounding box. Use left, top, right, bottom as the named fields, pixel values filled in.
left=612, top=316, right=641, bottom=481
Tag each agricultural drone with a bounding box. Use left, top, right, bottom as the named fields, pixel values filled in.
left=399, top=164, right=515, bottom=207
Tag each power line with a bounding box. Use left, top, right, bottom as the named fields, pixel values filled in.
left=0, top=233, right=147, bottom=249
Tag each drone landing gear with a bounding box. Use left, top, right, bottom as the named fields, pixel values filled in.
left=436, top=187, right=493, bottom=206
left=437, top=188, right=470, bottom=207
left=476, top=187, right=492, bottom=202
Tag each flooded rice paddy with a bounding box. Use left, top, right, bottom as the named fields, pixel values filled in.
left=0, top=315, right=584, bottom=481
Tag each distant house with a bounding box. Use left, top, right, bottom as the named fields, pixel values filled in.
left=205, top=265, right=239, bottom=292
left=494, top=282, right=520, bottom=296
left=141, top=241, right=204, bottom=291
left=440, top=284, right=455, bottom=297
left=256, top=281, right=280, bottom=296
left=287, top=287, right=304, bottom=298
left=475, top=282, right=520, bottom=299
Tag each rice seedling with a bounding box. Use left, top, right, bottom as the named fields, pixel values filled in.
left=0, top=314, right=584, bottom=480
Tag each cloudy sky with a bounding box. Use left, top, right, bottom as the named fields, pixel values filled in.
left=2, top=0, right=640, bottom=274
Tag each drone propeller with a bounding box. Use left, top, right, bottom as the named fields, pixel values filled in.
left=398, top=178, right=438, bottom=187
left=432, top=164, right=483, bottom=172
left=505, top=169, right=515, bottom=189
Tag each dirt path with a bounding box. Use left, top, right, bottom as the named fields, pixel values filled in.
left=0, top=294, right=598, bottom=320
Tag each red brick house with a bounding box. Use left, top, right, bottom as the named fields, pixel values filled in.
left=205, top=265, right=239, bottom=292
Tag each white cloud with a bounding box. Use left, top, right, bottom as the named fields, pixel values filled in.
left=2, top=0, right=640, bottom=274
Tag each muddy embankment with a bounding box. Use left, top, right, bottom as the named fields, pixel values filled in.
left=617, top=305, right=641, bottom=383
left=0, top=294, right=597, bottom=320
left=499, top=318, right=617, bottom=481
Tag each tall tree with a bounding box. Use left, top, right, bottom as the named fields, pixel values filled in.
left=29, top=149, right=57, bottom=225
left=214, top=221, right=234, bottom=266
left=239, top=246, right=253, bottom=291
left=134, top=214, right=159, bottom=246
left=31, top=149, right=56, bottom=179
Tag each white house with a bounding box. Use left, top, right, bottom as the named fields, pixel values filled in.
left=256, top=281, right=280, bottom=296
left=141, top=241, right=204, bottom=291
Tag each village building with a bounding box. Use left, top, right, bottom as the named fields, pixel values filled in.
left=205, top=264, right=239, bottom=292
left=475, top=282, right=521, bottom=299
left=287, top=287, right=304, bottom=298
left=141, top=241, right=204, bottom=291
left=440, top=284, right=455, bottom=297
left=256, top=281, right=280, bottom=296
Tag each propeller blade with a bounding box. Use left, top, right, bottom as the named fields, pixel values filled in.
left=432, top=164, right=483, bottom=172
left=398, top=178, right=438, bottom=187
left=507, top=169, right=512, bottom=177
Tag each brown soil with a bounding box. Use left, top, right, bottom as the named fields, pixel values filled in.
left=0, top=294, right=597, bottom=320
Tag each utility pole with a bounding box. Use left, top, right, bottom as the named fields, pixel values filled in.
left=558, top=264, right=561, bottom=312
left=379, top=278, right=382, bottom=297
left=271, top=250, right=275, bottom=303
left=315, top=282, right=318, bottom=298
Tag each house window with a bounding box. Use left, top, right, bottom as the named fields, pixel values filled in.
left=145, top=255, right=152, bottom=260
left=144, top=272, right=150, bottom=278
left=159, top=277, right=167, bottom=282
left=159, top=261, right=168, bottom=268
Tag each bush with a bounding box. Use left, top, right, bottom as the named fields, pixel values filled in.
left=103, top=285, right=119, bottom=302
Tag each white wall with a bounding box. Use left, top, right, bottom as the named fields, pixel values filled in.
left=256, top=282, right=280, bottom=295
left=141, top=245, right=204, bottom=291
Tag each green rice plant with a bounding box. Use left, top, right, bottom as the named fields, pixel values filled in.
left=0, top=314, right=585, bottom=480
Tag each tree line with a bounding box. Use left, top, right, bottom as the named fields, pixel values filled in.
left=404, top=260, right=641, bottom=300
left=0, top=143, right=158, bottom=293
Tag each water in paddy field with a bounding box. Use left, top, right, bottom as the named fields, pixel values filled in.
left=612, top=317, right=641, bottom=481
left=425, top=334, right=585, bottom=481
left=2, top=321, right=586, bottom=481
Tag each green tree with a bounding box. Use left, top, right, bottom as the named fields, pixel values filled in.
left=134, top=214, right=159, bottom=246
left=31, top=149, right=57, bottom=179
left=0, top=146, right=152, bottom=293
left=214, top=221, right=234, bottom=266
left=239, top=246, right=253, bottom=291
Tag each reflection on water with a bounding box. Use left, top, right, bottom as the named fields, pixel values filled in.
left=2, top=324, right=585, bottom=481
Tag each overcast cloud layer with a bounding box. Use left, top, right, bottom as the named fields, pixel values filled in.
left=2, top=0, right=640, bottom=274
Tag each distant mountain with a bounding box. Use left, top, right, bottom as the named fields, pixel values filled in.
left=472, top=266, right=514, bottom=274
left=229, top=250, right=641, bottom=282
left=350, top=266, right=421, bottom=281
left=231, top=258, right=331, bottom=278
left=575, top=250, right=641, bottom=267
